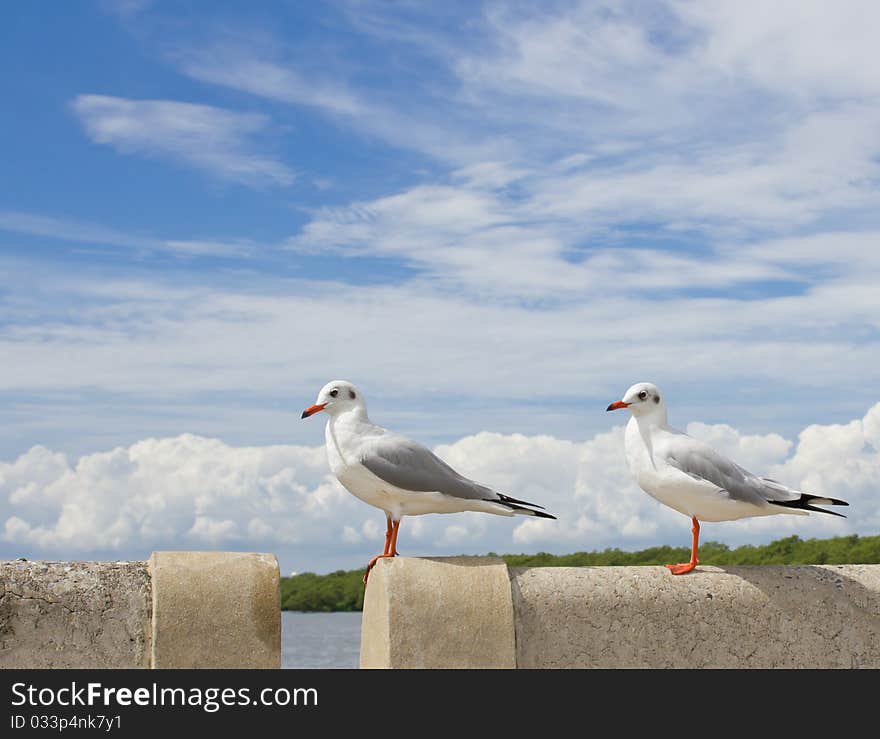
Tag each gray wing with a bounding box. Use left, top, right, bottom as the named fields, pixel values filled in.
left=359, top=435, right=497, bottom=501
left=663, top=433, right=798, bottom=506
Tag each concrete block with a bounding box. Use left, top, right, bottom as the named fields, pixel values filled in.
left=150, top=551, right=280, bottom=669
left=0, top=560, right=151, bottom=668
left=360, top=556, right=516, bottom=669
left=511, top=564, right=880, bottom=668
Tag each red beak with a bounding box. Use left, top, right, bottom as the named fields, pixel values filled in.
left=301, top=403, right=327, bottom=419
left=606, top=400, right=630, bottom=411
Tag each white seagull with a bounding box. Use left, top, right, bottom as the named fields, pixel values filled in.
left=302, top=380, right=555, bottom=582
left=607, top=382, right=848, bottom=574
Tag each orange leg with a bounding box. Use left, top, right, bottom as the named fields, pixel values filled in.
left=666, top=516, right=699, bottom=575
left=363, top=518, right=401, bottom=584
left=381, top=515, right=393, bottom=555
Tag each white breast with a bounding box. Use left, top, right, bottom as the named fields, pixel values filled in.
left=623, top=418, right=773, bottom=522
left=323, top=417, right=514, bottom=520
left=324, top=419, right=394, bottom=510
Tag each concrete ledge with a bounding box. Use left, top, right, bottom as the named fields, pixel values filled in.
left=360, top=556, right=516, bottom=668
left=1, top=552, right=280, bottom=669
left=360, top=559, right=880, bottom=668
left=0, top=560, right=151, bottom=668
left=513, top=564, right=880, bottom=668
left=150, top=551, right=280, bottom=669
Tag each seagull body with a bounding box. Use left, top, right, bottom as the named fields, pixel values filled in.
left=303, top=380, right=555, bottom=580
left=608, top=382, right=847, bottom=574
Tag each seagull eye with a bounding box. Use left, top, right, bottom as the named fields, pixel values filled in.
left=638, top=390, right=648, bottom=400
left=349, top=390, right=356, bottom=399
left=329, top=389, right=339, bottom=398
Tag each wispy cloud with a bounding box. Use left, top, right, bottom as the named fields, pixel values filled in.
left=100, top=0, right=155, bottom=19
left=0, top=210, right=255, bottom=258
left=161, top=3, right=880, bottom=263
left=288, top=166, right=880, bottom=300
left=71, top=94, right=294, bottom=186
left=677, top=0, right=880, bottom=100
left=170, top=36, right=512, bottom=164
left=7, top=0, right=880, bottom=515
left=2, top=242, right=880, bottom=466
left=176, top=44, right=364, bottom=117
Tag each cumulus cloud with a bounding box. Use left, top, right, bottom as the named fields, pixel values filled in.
left=0, top=435, right=336, bottom=554
left=2, top=403, right=877, bottom=572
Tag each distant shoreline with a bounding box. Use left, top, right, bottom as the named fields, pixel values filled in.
left=280, top=533, right=880, bottom=612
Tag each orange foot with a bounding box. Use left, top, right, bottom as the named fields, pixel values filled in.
left=363, top=553, right=396, bottom=584
left=665, top=561, right=698, bottom=575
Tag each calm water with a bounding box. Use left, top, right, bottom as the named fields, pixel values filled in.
left=281, top=611, right=362, bottom=669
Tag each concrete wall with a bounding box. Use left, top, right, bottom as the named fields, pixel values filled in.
left=0, top=560, right=152, bottom=669
left=7, top=552, right=878, bottom=669
left=0, top=552, right=280, bottom=669
left=360, top=556, right=516, bottom=668
left=361, top=557, right=880, bottom=668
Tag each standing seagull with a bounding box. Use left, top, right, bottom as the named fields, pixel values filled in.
left=606, top=382, right=847, bottom=574
left=302, top=380, right=555, bottom=582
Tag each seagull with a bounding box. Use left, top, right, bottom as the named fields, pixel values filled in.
left=302, top=380, right=556, bottom=582
left=606, top=382, right=848, bottom=574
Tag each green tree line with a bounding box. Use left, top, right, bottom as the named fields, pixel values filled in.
left=280, top=533, right=880, bottom=612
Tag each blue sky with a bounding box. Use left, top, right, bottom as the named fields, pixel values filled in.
left=2, top=1, right=880, bottom=572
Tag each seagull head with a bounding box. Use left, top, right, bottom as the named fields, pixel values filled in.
left=302, top=380, right=367, bottom=419
left=606, top=382, right=666, bottom=419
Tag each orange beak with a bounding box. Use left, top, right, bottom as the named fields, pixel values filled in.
left=606, top=400, right=630, bottom=411
left=301, top=403, right=327, bottom=419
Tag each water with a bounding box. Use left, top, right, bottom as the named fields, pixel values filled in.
left=281, top=611, right=362, bottom=669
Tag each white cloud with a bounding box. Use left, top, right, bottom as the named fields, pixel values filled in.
left=457, top=1, right=880, bottom=125
left=285, top=89, right=880, bottom=293
left=341, top=525, right=362, bottom=544
left=0, top=434, right=336, bottom=555
left=676, top=0, right=880, bottom=99
left=71, top=94, right=294, bottom=186
left=3, top=237, right=880, bottom=469
left=8, top=1, right=880, bottom=497
left=0, top=210, right=257, bottom=258
left=144, top=4, right=880, bottom=279
left=2, top=403, right=877, bottom=572
left=177, top=46, right=364, bottom=117
left=458, top=3, right=671, bottom=108
left=174, top=39, right=504, bottom=165
left=101, top=0, right=154, bottom=19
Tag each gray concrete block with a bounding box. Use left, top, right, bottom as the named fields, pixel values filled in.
left=511, top=564, right=880, bottom=668
left=360, top=556, right=516, bottom=669
left=149, top=551, right=280, bottom=669
left=0, top=560, right=151, bottom=668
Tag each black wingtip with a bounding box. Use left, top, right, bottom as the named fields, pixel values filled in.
left=498, top=493, right=545, bottom=509
left=531, top=510, right=557, bottom=520
left=772, top=494, right=849, bottom=518
left=491, top=497, right=557, bottom=519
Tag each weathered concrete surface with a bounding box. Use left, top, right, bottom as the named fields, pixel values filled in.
left=150, top=551, right=280, bottom=669
left=511, top=565, right=880, bottom=668
left=0, top=560, right=152, bottom=668
left=360, top=556, right=516, bottom=668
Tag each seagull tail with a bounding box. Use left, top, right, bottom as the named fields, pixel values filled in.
left=494, top=493, right=557, bottom=520
left=770, top=493, right=849, bottom=518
